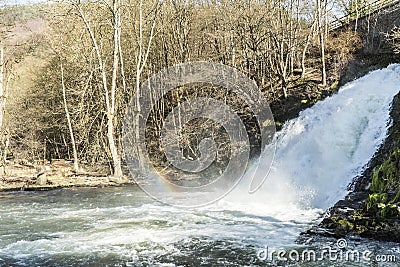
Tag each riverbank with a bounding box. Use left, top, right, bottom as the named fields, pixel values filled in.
left=0, top=160, right=134, bottom=191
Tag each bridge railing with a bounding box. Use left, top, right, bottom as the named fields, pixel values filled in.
left=329, top=0, right=400, bottom=30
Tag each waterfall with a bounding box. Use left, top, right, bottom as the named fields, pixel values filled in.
left=227, top=64, right=400, bottom=213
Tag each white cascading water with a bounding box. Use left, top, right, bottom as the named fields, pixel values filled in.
left=224, top=64, right=400, bottom=213
left=1, top=64, right=400, bottom=265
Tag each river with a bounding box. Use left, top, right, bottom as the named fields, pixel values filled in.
left=1, top=65, right=400, bottom=266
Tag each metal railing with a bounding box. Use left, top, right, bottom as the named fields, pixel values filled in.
left=329, top=0, right=400, bottom=30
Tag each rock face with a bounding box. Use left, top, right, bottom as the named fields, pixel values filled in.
left=314, top=92, right=400, bottom=242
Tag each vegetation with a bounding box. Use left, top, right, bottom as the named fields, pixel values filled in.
left=387, top=26, right=400, bottom=54
left=0, top=0, right=397, bottom=187
left=1, top=0, right=357, bottom=178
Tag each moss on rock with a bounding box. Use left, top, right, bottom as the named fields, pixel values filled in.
left=371, top=149, right=400, bottom=194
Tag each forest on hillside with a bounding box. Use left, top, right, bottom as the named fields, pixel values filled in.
left=0, top=0, right=399, bottom=179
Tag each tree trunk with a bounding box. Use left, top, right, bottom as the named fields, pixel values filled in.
left=109, top=0, right=123, bottom=178
left=0, top=43, right=7, bottom=174
left=134, top=0, right=158, bottom=169
left=301, top=19, right=317, bottom=79
left=0, top=43, right=4, bottom=131
left=76, top=3, right=123, bottom=178
left=60, top=60, right=79, bottom=173
left=317, top=0, right=327, bottom=86
left=2, top=129, right=9, bottom=175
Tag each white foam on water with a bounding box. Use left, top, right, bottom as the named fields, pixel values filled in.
left=1, top=64, right=400, bottom=265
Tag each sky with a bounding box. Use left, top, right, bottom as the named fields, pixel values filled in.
left=2, top=0, right=46, bottom=6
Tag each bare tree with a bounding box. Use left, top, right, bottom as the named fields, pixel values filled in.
left=60, top=58, right=79, bottom=172
left=0, top=42, right=4, bottom=131
left=387, top=26, right=400, bottom=54
left=0, top=42, right=5, bottom=173
left=133, top=0, right=159, bottom=164
left=73, top=0, right=123, bottom=178
left=4, top=0, right=340, bottom=171
left=301, top=18, right=317, bottom=78
left=317, top=0, right=327, bottom=86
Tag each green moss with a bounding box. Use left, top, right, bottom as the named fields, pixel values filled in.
left=330, top=81, right=339, bottom=90
left=355, top=224, right=367, bottom=233
left=338, top=219, right=354, bottom=231
left=389, top=189, right=400, bottom=204
left=364, top=147, right=400, bottom=219
left=368, top=193, right=388, bottom=205
left=370, top=149, right=400, bottom=200
left=379, top=204, right=400, bottom=219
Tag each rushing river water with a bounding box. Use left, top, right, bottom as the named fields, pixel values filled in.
left=0, top=187, right=399, bottom=266
left=1, top=65, right=400, bottom=266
